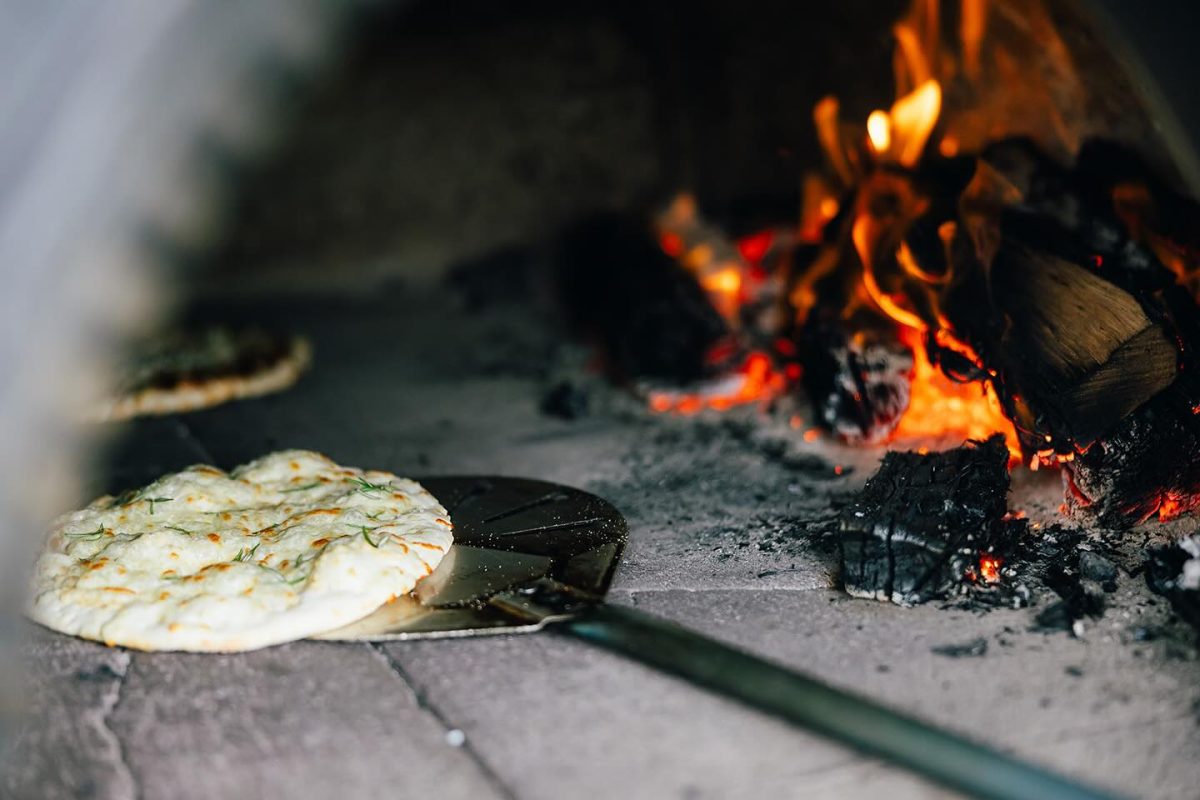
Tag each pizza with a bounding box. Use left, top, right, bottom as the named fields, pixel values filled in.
left=28, top=451, right=452, bottom=652
left=89, top=328, right=311, bottom=422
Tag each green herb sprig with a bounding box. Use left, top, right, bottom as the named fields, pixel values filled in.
left=347, top=476, right=396, bottom=496
left=232, top=543, right=261, bottom=562
left=143, top=497, right=173, bottom=515
left=64, top=525, right=106, bottom=541
left=280, top=482, right=321, bottom=494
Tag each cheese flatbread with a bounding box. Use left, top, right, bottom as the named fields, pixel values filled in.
left=89, top=328, right=311, bottom=423
left=29, top=451, right=451, bottom=652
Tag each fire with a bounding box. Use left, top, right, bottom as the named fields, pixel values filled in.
left=872, top=80, right=943, bottom=168
left=866, top=111, right=892, bottom=155
left=891, top=328, right=1020, bottom=460
left=1158, top=495, right=1184, bottom=522
left=656, top=193, right=762, bottom=325
left=979, top=553, right=1002, bottom=583
left=646, top=351, right=786, bottom=415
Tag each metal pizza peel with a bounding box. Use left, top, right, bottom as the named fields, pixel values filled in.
left=316, top=477, right=1116, bottom=800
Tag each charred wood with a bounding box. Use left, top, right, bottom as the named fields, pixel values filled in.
left=839, top=435, right=1012, bottom=605
left=1145, top=535, right=1200, bottom=634
left=554, top=213, right=728, bottom=384
left=800, top=312, right=913, bottom=445
left=984, top=237, right=1178, bottom=449
left=1063, top=371, right=1200, bottom=525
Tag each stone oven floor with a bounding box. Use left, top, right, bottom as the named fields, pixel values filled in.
left=6, top=285, right=1200, bottom=799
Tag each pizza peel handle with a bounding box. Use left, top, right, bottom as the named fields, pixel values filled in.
left=559, top=602, right=1121, bottom=800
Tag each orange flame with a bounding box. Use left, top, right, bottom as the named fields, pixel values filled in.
left=866, top=111, right=892, bottom=155
left=657, top=193, right=756, bottom=324
left=868, top=79, right=943, bottom=168
left=647, top=352, right=787, bottom=415
left=891, top=327, right=1020, bottom=460
left=1158, top=495, right=1183, bottom=522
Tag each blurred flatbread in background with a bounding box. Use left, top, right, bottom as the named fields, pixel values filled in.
left=88, top=328, right=311, bottom=422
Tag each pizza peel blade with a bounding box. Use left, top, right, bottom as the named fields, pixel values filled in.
left=317, top=476, right=1115, bottom=800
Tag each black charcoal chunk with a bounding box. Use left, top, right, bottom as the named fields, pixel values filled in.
left=1064, top=372, right=1200, bottom=526
left=1034, top=556, right=1107, bottom=634
left=1146, top=535, right=1200, bottom=634
left=540, top=381, right=589, bottom=420
left=839, top=435, right=1011, bottom=605
left=1079, top=551, right=1118, bottom=589
left=554, top=213, right=728, bottom=384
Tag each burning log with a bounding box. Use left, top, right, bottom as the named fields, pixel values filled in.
left=1063, top=371, right=1200, bottom=524
left=944, top=233, right=1179, bottom=452
left=839, top=435, right=1013, bottom=605
left=554, top=213, right=729, bottom=385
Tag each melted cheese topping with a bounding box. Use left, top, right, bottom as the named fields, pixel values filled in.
left=29, top=451, right=451, bottom=652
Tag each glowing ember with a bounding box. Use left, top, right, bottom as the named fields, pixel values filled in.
left=891, top=328, right=1020, bottom=459
left=656, top=193, right=766, bottom=326
left=736, top=230, right=774, bottom=265
left=1158, top=495, right=1184, bottom=522
left=646, top=352, right=785, bottom=415
left=979, top=553, right=1002, bottom=583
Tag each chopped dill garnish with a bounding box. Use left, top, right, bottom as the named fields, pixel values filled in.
left=360, top=526, right=383, bottom=548
left=115, top=488, right=173, bottom=513
left=164, top=525, right=193, bottom=536
left=280, top=482, right=321, bottom=493
left=112, top=488, right=140, bottom=507
left=347, top=476, right=396, bottom=496
left=143, top=497, right=173, bottom=515
left=64, top=525, right=106, bottom=541
left=232, top=543, right=261, bottom=562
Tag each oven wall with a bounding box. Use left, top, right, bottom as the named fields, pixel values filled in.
left=200, top=0, right=901, bottom=295
left=197, top=0, right=1169, bottom=298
